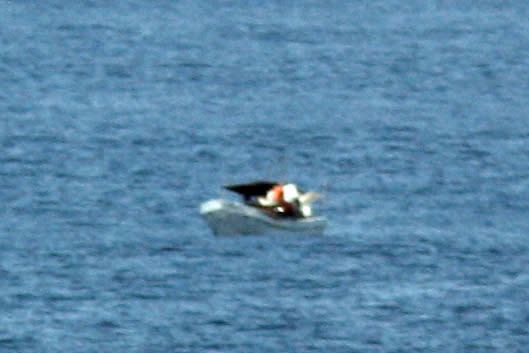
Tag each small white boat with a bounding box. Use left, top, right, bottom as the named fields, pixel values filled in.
left=200, top=199, right=327, bottom=236
left=199, top=181, right=327, bottom=236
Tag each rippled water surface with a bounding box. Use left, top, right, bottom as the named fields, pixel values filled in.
left=2, top=1, right=529, bottom=352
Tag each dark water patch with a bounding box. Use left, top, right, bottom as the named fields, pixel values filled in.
left=177, top=62, right=212, bottom=70
left=0, top=337, right=16, bottom=346
left=0, top=335, right=38, bottom=352
left=131, top=167, right=155, bottom=177
left=127, top=292, right=166, bottom=301
left=95, top=319, right=121, bottom=329
left=3, top=134, right=67, bottom=144
left=104, top=64, right=133, bottom=79
left=45, top=293, right=97, bottom=303
left=457, top=142, right=492, bottom=161
left=308, top=134, right=337, bottom=147
left=207, top=318, right=231, bottom=327
left=219, top=249, right=247, bottom=258
left=452, top=302, right=496, bottom=316
left=156, top=245, right=184, bottom=254
left=130, top=136, right=161, bottom=147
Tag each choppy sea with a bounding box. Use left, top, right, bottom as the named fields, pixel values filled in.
left=2, top=1, right=529, bottom=352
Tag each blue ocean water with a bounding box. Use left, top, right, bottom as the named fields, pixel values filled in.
left=2, top=1, right=529, bottom=352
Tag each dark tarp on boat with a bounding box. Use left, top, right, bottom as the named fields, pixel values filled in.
left=224, top=181, right=278, bottom=199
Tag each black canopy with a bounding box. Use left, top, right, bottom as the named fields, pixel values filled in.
left=224, top=181, right=278, bottom=198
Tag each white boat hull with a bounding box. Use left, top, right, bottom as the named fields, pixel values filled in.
left=200, top=199, right=327, bottom=236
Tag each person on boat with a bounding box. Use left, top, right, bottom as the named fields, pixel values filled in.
left=257, top=183, right=302, bottom=217
left=224, top=180, right=321, bottom=218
